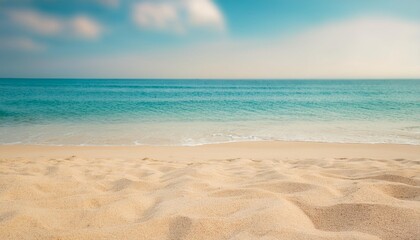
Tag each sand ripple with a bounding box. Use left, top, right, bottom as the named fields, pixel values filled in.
left=0, top=152, right=419, bottom=239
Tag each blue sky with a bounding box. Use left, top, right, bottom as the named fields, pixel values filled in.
left=0, top=0, right=420, bottom=78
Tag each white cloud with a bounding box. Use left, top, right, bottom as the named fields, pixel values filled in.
left=122, top=16, right=418, bottom=79
left=133, top=2, right=181, bottom=32
left=261, top=16, right=420, bottom=78
left=0, top=37, right=45, bottom=52
left=8, top=9, right=62, bottom=35
left=3, top=16, right=420, bottom=79
left=184, top=0, right=224, bottom=30
left=132, top=0, right=225, bottom=33
left=70, top=16, right=102, bottom=39
left=8, top=9, right=102, bottom=40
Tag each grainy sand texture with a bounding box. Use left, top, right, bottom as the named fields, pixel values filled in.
left=0, top=142, right=419, bottom=240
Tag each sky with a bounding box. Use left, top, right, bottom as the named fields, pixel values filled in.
left=0, top=0, right=419, bottom=79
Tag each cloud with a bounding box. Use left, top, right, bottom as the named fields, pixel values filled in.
left=132, top=0, right=225, bottom=33
left=0, top=37, right=45, bottom=52
left=8, top=9, right=102, bottom=40
left=184, top=0, right=224, bottom=30
left=121, top=16, right=418, bottom=79
left=2, top=16, right=420, bottom=78
left=261, top=16, right=420, bottom=79
left=133, top=2, right=181, bottom=32
left=70, top=16, right=102, bottom=39
left=8, top=9, right=62, bottom=35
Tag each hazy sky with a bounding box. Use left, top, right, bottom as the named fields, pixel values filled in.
left=1, top=0, right=420, bottom=78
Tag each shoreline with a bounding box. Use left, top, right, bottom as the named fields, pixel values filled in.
left=2, top=138, right=420, bottom=147
left=1, top=141, right=419, bottom=161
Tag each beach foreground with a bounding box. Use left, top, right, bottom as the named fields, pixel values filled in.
left=0, top=142, right=419, bottom=240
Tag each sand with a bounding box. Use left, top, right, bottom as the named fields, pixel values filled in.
left=0, top=142, right=419, bottom=240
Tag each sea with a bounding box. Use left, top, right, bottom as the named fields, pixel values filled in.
left=0, top=79, right=419, bottom=146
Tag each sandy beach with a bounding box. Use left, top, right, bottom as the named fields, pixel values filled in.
left=0, top=142, right=419, bottom=240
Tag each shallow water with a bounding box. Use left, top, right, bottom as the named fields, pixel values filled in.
left=0, top=79, right=419, bottom=145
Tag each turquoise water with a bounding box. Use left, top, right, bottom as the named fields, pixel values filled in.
left=0, top=79, right=419, bottom=145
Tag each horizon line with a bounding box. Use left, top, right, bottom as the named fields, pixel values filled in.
left=1, top=78, right=420, bottom=81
